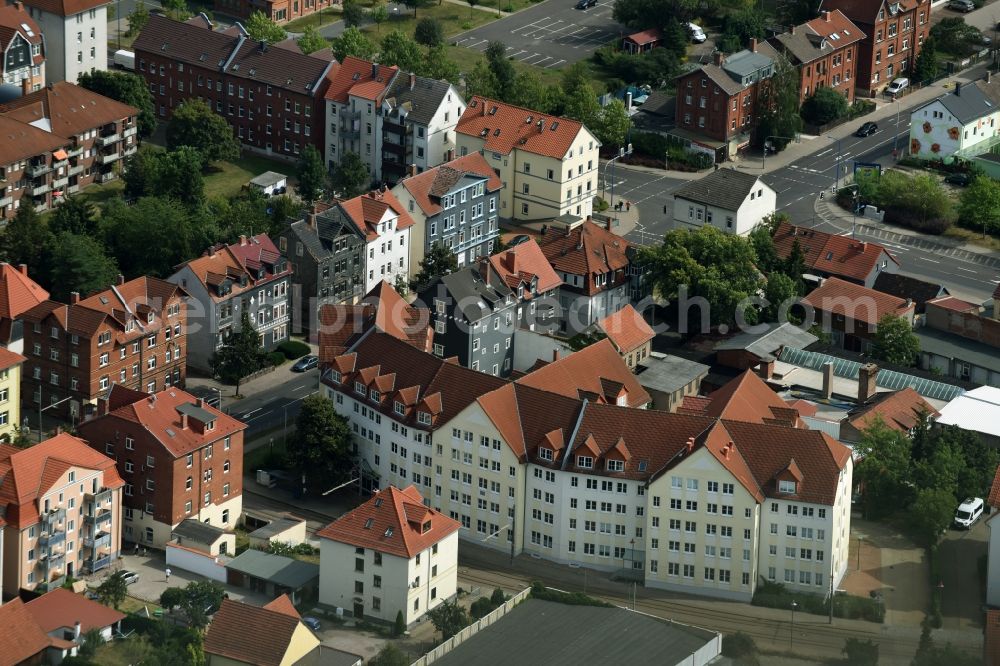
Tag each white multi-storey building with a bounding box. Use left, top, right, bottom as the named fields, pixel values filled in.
left=20, top=0, right=107, bottom=83
left=317, top=485, right=459, bottom=625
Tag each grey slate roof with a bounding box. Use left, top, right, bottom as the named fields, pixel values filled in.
left=916, top=78, right=1000, bottom=125
left=716, top=322, right=818, bottom=359
left=287, top=219, right=333, bottom=261
left=697, top=63, right=745, bottom=96
left=225, top=549, right=319, bottom=589
left=172, top=518, right=226, bottom=545
left=384, top=75, right=453, bottom=126
left=249, top=171, right=286, bottom=188
left=431, top=599, right=719, bottom=666
left=672, top=168, right=765, bottom=211
left=722, top=48, right=775, bottom=80
left=872, top=273, right=948, bottom=314
left=436, top=267, right=513, bottom=323
left=636, top=354, right=710, bottom=394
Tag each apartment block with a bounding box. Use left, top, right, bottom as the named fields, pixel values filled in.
left=213, top=0, right=335, bottom=24
left=773, top=10, right=865, bottom=104
left=392, top=152, right=502, bottom=269
left=0, top=347, right=25, bottom=441
left=324, top=57, right=398, bottom=181
left=0, top=2, right=45, bottom=92
left=19, top=275, right=188, bottom=422
left=318, top=485, right=459, bottom=624
left=0, top=433, right=124, bottom=598
left=134, top=15, right=334, bottom=160
left=168, top=234, right=291, bottom=373
left=0, top=81, right=137, bottom=219
left=487, top=239, right=562, bottom=334
left=820, top=0, right=931, bottom=96
left=77, top=386, right=246, bottom=548
left=19, top=0, right=107, bottom=83
left=455, top=96, right=600, bottom=222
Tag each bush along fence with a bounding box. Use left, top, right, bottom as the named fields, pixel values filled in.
left=751, top=580, right=885, bottom=623
left=802, top=100, right=876, bottom=135
left=627, top=131, right=714, bottom=171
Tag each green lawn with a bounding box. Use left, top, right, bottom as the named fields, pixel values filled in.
left=461, top=0, right=538, bottom=13
left=120, top=595, right=163, bottom=616
left=443, top=44, right=606, bottom=91
left=370, top=3, right=496, bottom=40
left=203, top=153, right=295, bottom=200
left=283, top=7, right=342, bottom=33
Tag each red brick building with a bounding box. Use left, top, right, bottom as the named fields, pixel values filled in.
left=133, top=14, right=335, bottom=161
left=0, top=82, right=137, bottom=220
left=674, top=41, right=779, bottom=158
left=20, top=276, right=188, bottom=423
left=78, top=385, right=246, bottom=548
left=820, top=0, right=931, bottom=96
left=213, top=0, right=335, bottom=24
left=773, top=10, right=866, bottom=104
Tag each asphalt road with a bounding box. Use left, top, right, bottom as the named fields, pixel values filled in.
left=452, top=0, right=623, bottom=69
left=223, top=369, right=319, bottom=439
left=937, top=514, right=989, bottom=632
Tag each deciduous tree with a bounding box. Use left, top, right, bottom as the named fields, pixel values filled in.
left=330, top=151, right=370, bottom=198
left=288, top=393, right=353, bottom=490
left=211, top=311, right=267, bottom=395
left=128, top=0, right=150, bottom=36
left=379, top=30, right=422, bottom=71
left=370, top=1, right=389, bottom=32
left=420, top=45, right=460, bottom=83
left=49, top=195, right=98, bottom=236
left=330, top=26, right=377, bottom=62
left=296, top=144, right=328, bottom=202
left=594, top=98, right=631, bottom=148
left=411, top=241, right=458, bottom=292
left=958, top=175, right=1000, bottom=237
left=178, top=580, right=226, bottom=630
left=0, top=202, right=52, bottom=276
left=78, top=70, right=156, bottom=137
left=166, top=99, right=240, bottom=163
left=244, top=10, right=287, bottom=42
left=801, top=86, right=850, bottom=125
left=297, top=26, right=328, bottom=54
left=124, top=146, right=205, bottom=207
left=484, top=40, right=516, bottom=100
left=871, top=314, right=919, bottom=366
left=754, top=56, right=802, bottom=151
left=48, top=232, right=119, bottom=303
left=401, top=0, right=432, bottom=17
left=910, top=487, right=956, bottom=547
left=427, top=600, right=469, bottom=640
left=913, top=37, right=939, bottom=83
left=101, top=197, right=209, bottom=279
left=370, top=644, right=408, bottom=666
left=414, top=17, right=444, bottom=46
left=96, top=572, right=128, bottom=609
left=854, top=417, right=913, bottom=518
left=342, top=0, right=367, bottom=26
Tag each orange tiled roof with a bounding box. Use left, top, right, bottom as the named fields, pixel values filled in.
left=596, top=305, right=654, bottom=354
left=25, top=587, right=125, bottom=635
left=0, top=263, right=49, bottom=320
left=801, top=277, right=914, bottom=326
left=0, top=599, right=53, bottom=663
left=926, top=296, right=979, bottom=313
left=537, top=220, right=631, bottom=286
left=457, top=96, right=590, bottom=160
left=625, top=28, right=662, bottom=45
left=178, top=234, right=289, bottom=302
left=0, top=434, right=124, bottom=529
left=323, top=56, right=398, bottom=103
left=204, top=598, right=305, bottom=666
left=488, top=239, right=562, bottom=297
left=0, top=346, right=25, bottom=370
left=847, top=387, right=939, bottom=433
left=317, top=485, right=459, bottom=558
left=1, top=82, right=137, bottom=141
left=337, top=189, right=416, bottom=243
left=262, top=594, right=300, bottom=619
left=398, top=152, right=502, bottom=217
left=0, top=3, right=42, bottom=52
left=772, top=222, right=897, bottom=283
left=678, top=370, right=803, bottom=427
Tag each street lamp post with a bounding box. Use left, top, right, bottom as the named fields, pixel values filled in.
left=211, top=386, right=223, bottom=413
left=790, top=600, right=798, bottom=649
left=852, top=191, right=860, bottom=239
left=602, top=143, right=633, bottom=212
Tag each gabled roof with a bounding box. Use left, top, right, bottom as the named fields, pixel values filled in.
left=0, top=599, right=53, bottom=663
left=677, top=370, right=803, bottom=427
left=0, top=3, right=42, bottom=52
left=324, top=56, right=398, bottom=103
left=317, top=485, right=459, bottom=558
left=225, top=549, right=319, bottom=588
left=488, top=239, right=562, bottom=296
left=917, top=77, right=1000, bottom=125
left=175, top=234, right=288, bottom=301
left=715, top=322, right=817, bottom=360
left=873, top=273, right=947, bottom=314
left=457, top=96, right=593, bottom=160
left=819, top=0, right=925, bottom=25
left=0, top=113, right=67, bottom=165
left=516, top=338, right=651, bottom=408
left=845, top=387, right=938, bottom=433
left=0, top=82, right=137, bottom=139
left=398, top=153, right=502, bottom=217
left=337, top=189, right=415, bottom=242
left=596, top=305, right=654, bottom=354
left=77, top=275, right=185, bottom=324
left=80, top=386, right=246, bottom=458
left=19, top=0, right=108, bottom=18
left=0, top=346, right=25, bottom=370
left=0, top=263, right=49, bottom=320
left=424, top=266, right=512, bottom=323
left=801, top=276, right=914, bottom=326
left=772, top=221, right=898, bottom=283
left=384, top=72, right=455, bottom=126
left=774, top=10, right=866, bottom=65
left=134, top=15, right=333, bottom=95
left=624, top=28, right=662, bottom=45
left=672, top=169, right=768, bottom=212
left=263, top=594, right=300, bottom=619
left=204, top=598, right=314, bottom=666
left=25, top=588, right=125, bottom=636
left=537, top=220, right=631, bottom=281
left=0, top=433, right=124, bottom=529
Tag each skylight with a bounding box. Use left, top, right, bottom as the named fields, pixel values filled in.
left=364, top=518, right=373, bottom=529
left=20, top=23, right=34, bottom=37
left=384, top=527, right=394, bottom=537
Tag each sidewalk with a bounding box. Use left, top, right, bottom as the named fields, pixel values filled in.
left=184, top=339, right=319, bottom=404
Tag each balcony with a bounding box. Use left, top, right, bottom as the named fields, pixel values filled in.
left=85, top=555, right=111, bottom=573
left=86, top=488, right=114, bottom=506
left=52, top=176, right=69, bottom=189
left=124, top=144, right=138, bottom=156
left=99, top=172, right=116, bottom=183
left=38, top=530, right=66, bottom=547
left=84, top=531, right=112, bottom=550
left=26, top=162, right=51, bottom=177
left=31, top=182, right=51, bottom=196
left=66, top=145, right=83, bottom=158
left=43, top=507, right=66, bottom=530
left=383, top=120, right=409, bottom=136
left=123, top=126, right=137, bottom=138
left=68, top=163, right=84, bottom=176
left=97, top=132, right=121, bottom=147
left=0, top=196, right=10, bottom=207
left=52, top=159, right=68, bottom=170
left=99, top=152, right=121, bottom=165
left=67, top=185, right=80, bottom=194
left=44, top=551, right=65, bottom=572
left=84, top=510, right=113, bottom=528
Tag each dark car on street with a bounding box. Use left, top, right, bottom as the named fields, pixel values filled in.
left=575, top=0, right=597, bottom=8
left=292, top=355, right=319, bottom=372
left=855, top=121, right=878, bottom=137
left=945, top=173, right=972, bottom=186
left=948, top=0, right=975, bottom=11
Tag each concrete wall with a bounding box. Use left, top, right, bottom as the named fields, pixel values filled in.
left=165, top=542, right=228, bottom=582
left=512, top=329, right=573, bottom=372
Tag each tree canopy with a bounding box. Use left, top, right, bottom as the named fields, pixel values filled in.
left=210, top=311, right=268, bottom=395
left=124, top=146, right=205, bottom=207
left=330, top=26, right=377, bottom=62
left=288, top=393, right=354, bottom=491
left=296, top=144, right=328, bottom=202
left=100, top=196, right=211, bottom=278
left=427, top=600, right=469, bottom=640
left=958, top=175, right=1000, bottom=237
left=50, top=196, right=98, bottom=236
left=411, top=241, right=458, bottom=293
left=244, top=10, right=287, bottom=42
left=48, top=232, right=119, bottom=303
left=379, top=30, right=423, bottom=72
left=754, top=56, right=802, bottom=151
left=166, top=99, right=240, bottom=163
left=1, top=202, right=51, bottom=272
left=297, top=26, right=328, bottom=55
left=128, top=0, right=150, bottom=36
left=77, top=69, right=156, bottom=138
left=853, top=416, right=914, bottom=518
left=330, top=151, right=370, bottom=198
left=96, top=572, right=129, bottom=609
left=414, top=17, right=444, bottom=46
left=801, top=86, right=849, bottom=125
left=342, top=0, right=367, bottom=26
left=871, top=314, right=919, bottom=366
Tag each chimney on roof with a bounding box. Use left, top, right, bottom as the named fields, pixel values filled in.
left=21, top=77, right=30, bottom=97
left=906, top=297, right=913, bottom=308
left=208, top=245, right=216, bottom=258
left=55, top=425, right=62, bottom=435
left=239, top=235, right=248, bottom=246
left=791, top=24, right=796, bottom=35
left=686, top=436, right=695, bottom=454
left=307, top=212, right=317, bottom=230
left=14, top=0, right=23, bottom=9
left=823, top=9, right=831, bottom=20
left=117, top=274, right=125, bottom=286
left=408, top=164, right=417, bottom=178
left=537, top=118, right=544, bottom=133
left=858, top=362, right=878, bottom=404
left=258, top=39, right=267, bottom=53
left=196, top=397, right=205, bottom=408
left=822, top=361, right=833, bottom=399
left=372, top=62, right=379, bottom=78
left=70, top=291, right=80, bottom=304
left=757, top=358, right=774, bottom=380
left=724, top=441, right=733, bottom=460
left=504, top=250, right=517, bottom=274
left=73, top=621, right=81, bottom=641
left=750, top=38, right=758, bottom=52
left=713, top=51, right=724, bottom=66
left=409, top=72, right=416, bottom=90
left=97, top=397, right=109, bottom=417
left=180, top=411, right=188, bottom=429
left=18, top=264, right=27, bottom=275
left=479, top=257, right=491, bottom=287
left=955, top=82, right=962, bottom=96
left=605, top=216, right=613, bottom=232
left=552, top=349, right=559, bottom=362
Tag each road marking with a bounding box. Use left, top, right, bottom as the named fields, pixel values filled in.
left=955, top=266, right=978, bottom=273
left=813, top=148, right=833, bottom=158
left=917, top=257, right=941, bottom=264
left=292, top=384, right=312, bottom=393
left=550, top=58, right=566, bottom=67
left=242, top=408, right=262, bottom=418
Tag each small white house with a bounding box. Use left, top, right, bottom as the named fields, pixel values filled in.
left=317, top=485, right=460, bottom=626
left=909, top=76, right=1000, bottom=160
left=672, top=168, right=776, bottom=236
left=248, top=171, right=288, bottom=197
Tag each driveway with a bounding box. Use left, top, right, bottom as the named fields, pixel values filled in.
left=938, top=516, right=989, bottom=631
left=452, top=0, right=624, bottom=69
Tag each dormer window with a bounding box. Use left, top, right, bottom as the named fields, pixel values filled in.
left=370, top=389, right=381, bottom=402
left=354, top=381, right=366, bottom=395
left=331, top=370, right=342, bottom=383
left=576, top=455, right=593, bottom=469
left=607, top=460, right=624, bottom=472
left=417, top=411, right=432, bottom=425
left=539, top=448, right=553, bottom=461
left=778, top=480, right=796, bottom=494
left=394, top=401, right=405, bottom=415
left=422, top=520, right=432, bottom=533
left=147, top=312, right=154, bottom=323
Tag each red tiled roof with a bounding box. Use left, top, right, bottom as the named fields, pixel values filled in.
left=926, top=296, right=979, bottom=313
left=488, top=239, right=562, bottom=296
left=204, top=598, right=307, bottom=666
left=772, top=222, right=897, bottom=283
left=178, top=234, right=289, bottom=302
left=786, top=398, right=818, bottom=418
left=318, top=281, right=432, bottom=364
left=597, top=305, right=654, bottom=354
left=537, top=220, right=631, bottom=289
left=78, top=386, right=246, bottom=459
left=819, top=0, right=925, bottom=24
left=801, top=277, right=914, bottom=326
left=0, top=114, right=67, bottom=168
left=20, top=299, right=109, bottom=337
left=19, top=0, right=108, bottom=18
left=0, top=599, right=52, bottom=663
left=678, top=370, right=803, bottom=427
left=324, top=56, right=398, bottom=103
left=847, top=387, right=939, bottom=433
left=457, top=96, right=590, bottom=160
left=0, top=263, right=49, bottom=320
left=0, top=3, right=42, bottom=52
left=0, top=346, right=25, bottom=370
left=263, top=594, right=300, bottom=619
left=25, top=587, right=125, bottom=635
left=516, top=338, right=650, bottom=408
left=625, top=28, right=662, bottom=45
left=337, top=189, right=416, bottom=242
left=0, top=433, right=124, bottom=529
left=398, top=153, right=502, bottom=217
left=1, top=82, right=137, bottom=140
left=317, top=485, right=459, bottom=558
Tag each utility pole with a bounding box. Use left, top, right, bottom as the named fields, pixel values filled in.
left=829, top=577, right=834, bottom=624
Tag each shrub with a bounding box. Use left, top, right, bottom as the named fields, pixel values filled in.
left=394, top=610, right=406, bottom=637
left=277, top=340, right=311, bottom=359
left=529, top=581, right=613, bottom=607
left=802, top=87, right=849, bottom=125
left=470, top=596, right=494, bottom=619
left=722, top=632, right=757, bottom=658
left=267, top=351, right=286, bottom=366
left=752, top=580, right=884, bottom=623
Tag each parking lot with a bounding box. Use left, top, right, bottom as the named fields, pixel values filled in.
left=453, top=0, right=623, bottom=69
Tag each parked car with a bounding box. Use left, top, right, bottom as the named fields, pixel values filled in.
left=954, top=497, right=984, bottom=528
left=119, top=570, right=139, bottom=585
left=292, top=355, right=319, bottom=372
left=980, top=33, right=992, bottom=45
left=509, top=234, right=531, bottom=246
left=302, top=617, right=321, bottom=632
left=885, top=77, right=909, bottom=96
left=949, top=0, right=975, bottom=11
left=855, top=121, right=878, bottom=137
left=945, top=172, right=973, bottom=186
left=689, top=23, right=707, bottom=43
left=575, top=0, right=597, bottom=8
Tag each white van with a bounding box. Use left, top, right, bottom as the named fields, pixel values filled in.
left=112, top=49, right=135, bottom=71
left=954, top=497, right=984, bottom=529
left=689, top=23, right=707, bottom=43
left=885, top=77, right=909, bottom=96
